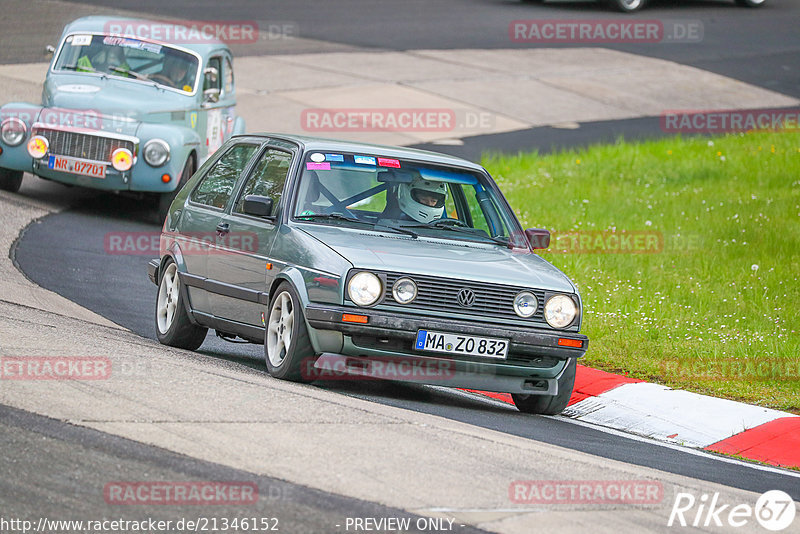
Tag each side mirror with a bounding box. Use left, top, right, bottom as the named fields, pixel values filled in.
left=202, top=88, right=220, bottom=104
left=525, top=228, right=550, bottom=250
left=45, top=45, right=55, bottom=57
left=243, top=195, right=274, bottom=218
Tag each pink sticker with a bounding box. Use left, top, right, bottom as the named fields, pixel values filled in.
left=306, top=162, right=331, bottom=170
left=378, top=158, right=401, bottom=168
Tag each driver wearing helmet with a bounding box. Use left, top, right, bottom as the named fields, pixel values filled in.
left=396, top=176, right=448, bottom=223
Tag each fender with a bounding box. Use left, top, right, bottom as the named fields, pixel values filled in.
left=131, top=122, right=202, bottom=193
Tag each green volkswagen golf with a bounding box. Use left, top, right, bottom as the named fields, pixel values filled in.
left=148, top=134, right=588, bottom=415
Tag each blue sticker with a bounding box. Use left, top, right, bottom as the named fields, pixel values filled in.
left=354, top=155, right=376, bottom=165
left=325, top=153, right=344, bottom=162
left=415, top=331, right=427, bottom=350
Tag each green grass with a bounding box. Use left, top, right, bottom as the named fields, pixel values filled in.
left=483, top=132, right=800, bottom=413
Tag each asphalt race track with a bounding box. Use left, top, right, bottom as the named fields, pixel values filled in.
left=4, top=0, right=800, bottom=531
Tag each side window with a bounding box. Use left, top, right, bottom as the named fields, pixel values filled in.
left=190, top=144, right=258, bottom=209
left=204, top=56, right=222, bottom=92
left=224, top=56, right=234, bottom=95
left=234, top=149, right=293, bottom=216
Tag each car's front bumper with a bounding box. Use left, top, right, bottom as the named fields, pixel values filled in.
left=304, top=304, right=587, bottom=394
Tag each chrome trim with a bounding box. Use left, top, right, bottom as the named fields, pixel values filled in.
left=31, top=122, right=140, bottom=145
left=143, top=138, right=170, bottom=167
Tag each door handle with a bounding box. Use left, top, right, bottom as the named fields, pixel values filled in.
left=216, top=222, right=230, bottom=236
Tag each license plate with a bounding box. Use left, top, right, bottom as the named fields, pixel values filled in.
left=415, top=330, right=509, bottom=359
left=48, top=155, right=106, bottom=179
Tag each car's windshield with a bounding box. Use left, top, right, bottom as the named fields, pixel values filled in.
left=53, top=33, right=199, bottom=93
left=293, top=151, right=526, bottom=247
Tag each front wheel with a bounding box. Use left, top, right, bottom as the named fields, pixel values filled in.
left=0, top=168, right=23, bottom=192
left=734, top=0, right=765, bottom=6
left=265, top=282, right=317, bottom=382
left=155, top=260, right=208, bottom=350
left=512, top=358, right=576, bottom=415
left=606, top=0, right=646, bottom=12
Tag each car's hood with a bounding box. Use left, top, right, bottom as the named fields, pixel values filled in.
left=42, top=74, right=191, bottom=127
left=298, top=224, right=575, bottom=293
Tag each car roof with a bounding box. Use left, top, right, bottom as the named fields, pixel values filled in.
left=60, top=16, right=230, bottom=56
left=238, top=133, right=485, bottom=171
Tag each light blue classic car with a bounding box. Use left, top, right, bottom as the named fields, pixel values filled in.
left=0, top=16, right=245, bottom=218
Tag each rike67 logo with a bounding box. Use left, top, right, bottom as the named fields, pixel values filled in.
left=668, top=490, right=796, bottom=531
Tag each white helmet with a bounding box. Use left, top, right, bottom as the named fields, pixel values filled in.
left=398, top=177, right=447, bottom=223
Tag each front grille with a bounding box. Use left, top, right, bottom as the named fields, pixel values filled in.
left=382, top=272, right=547, bottom=323
left=33, top=127, right=135, bottom=163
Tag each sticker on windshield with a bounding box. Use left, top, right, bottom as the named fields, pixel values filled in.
left=307, top=162, right=330, bottom=171
left=354, top=155, right=376, bottom=165
left=310, top=153, right=325, bottom=163
left=102, top=36, right=162, bottom=54
left=378, top=157, right=400, bottom=168
left=325, top=154, right=344, bottom=162
left=71, top=35, right=93, bottom=46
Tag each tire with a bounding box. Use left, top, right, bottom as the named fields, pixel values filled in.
left=265, top=282, right=317, bottom=382
left=157, top=156, right=194, bottom=223
left=155, top=260, right=207, bottom=350
left=0, top=168, right=23, bottom=193
left=735, top=0, right=765, bottom=6
left=607, top=0, right=646, bottom=12
left=512, top=358, right=576, bottom=415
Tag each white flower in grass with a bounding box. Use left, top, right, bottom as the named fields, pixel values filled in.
left=751, top=264, right=759, bottom=272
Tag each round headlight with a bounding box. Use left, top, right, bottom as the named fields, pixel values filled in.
left=1, top=118, right=27, bottom=146
left=513, top=291, right=538, bottom=318
left=392, top=278, right=417, bottom=304
left=27, top=135, right=49, bottom=159
left=143, top=139, right=170, bottom=167
left=544, top=295, right=577, bottom=328
left=111, top=148, right=133, bottom=171
left=348, top=271, right=382, bottom=307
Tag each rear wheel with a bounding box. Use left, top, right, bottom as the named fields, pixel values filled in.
left=607, top=0, right=646, bottom=12
left=155, top=260, right=207, bottom=350
left=265, top=282, right=317, bottom=382
left=735, top=0, right=765, bottom=6
left=0, top=168, right=23, bottom=192
left=512, top=358, right=576, bottom=415
left=157, top=156, right=194, bottom=223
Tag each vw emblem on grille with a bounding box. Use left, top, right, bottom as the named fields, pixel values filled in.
left=457, top=288, right=476, bottom=308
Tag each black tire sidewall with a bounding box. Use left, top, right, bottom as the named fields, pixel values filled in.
left=0, top=169, right=23, bottom=193
left=512, top=358, right=577, bottom=415
left=265, top=282, right=315, bottom=381
left=155, top=259, right=206, bottom=349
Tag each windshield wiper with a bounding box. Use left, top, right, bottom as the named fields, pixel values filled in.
left=109, top=66, right=150, bottom=81
left=402, top=222, right=509, bottom=246
left=62, top=64, right=103, bottom=75
left=298, top=214, right=418, bottom=238
left=374, top=223, right=418, bottom=239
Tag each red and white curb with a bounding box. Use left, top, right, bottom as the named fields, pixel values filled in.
left=468, top=366, right=800, bottom=470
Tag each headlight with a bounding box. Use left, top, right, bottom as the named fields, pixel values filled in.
left=111, top=148, right=133, bottom=171
left=27, top=135, right=49, bottom=159
left=392, top=278, right=417, bottom=304
left=544, top=294, right=577, bottom=328
left=347, top=271, right=382, bottom=307
left=143, top=139, right=170, bottom=167
left=1, top=118, right=27, bottom=146
left=513, top=291, right=538, bottom=318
